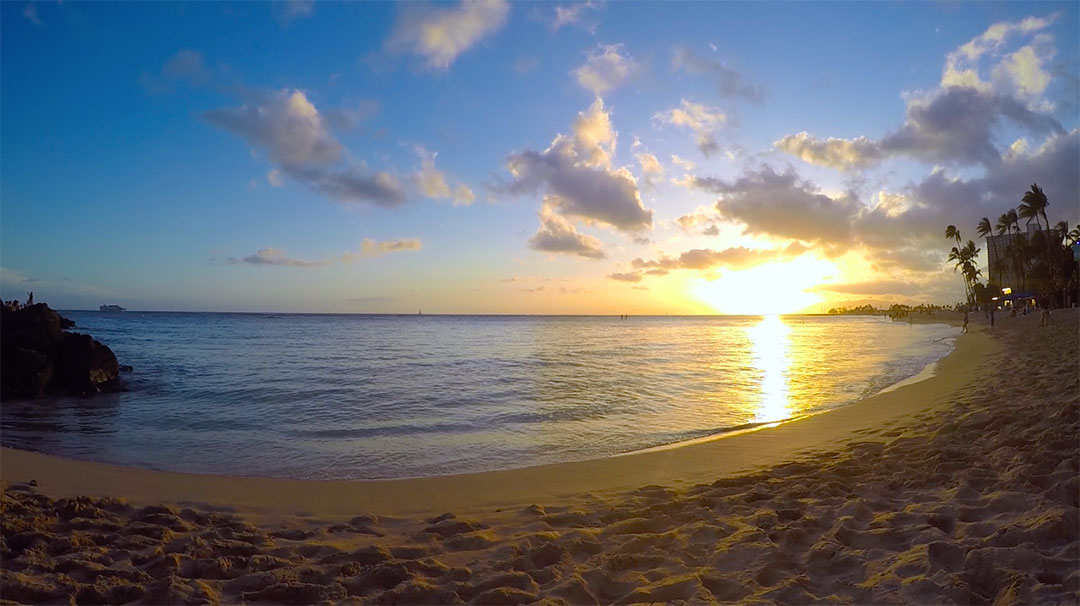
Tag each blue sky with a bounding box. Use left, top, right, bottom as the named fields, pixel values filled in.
left=2, top=1, right=1077, bottom=313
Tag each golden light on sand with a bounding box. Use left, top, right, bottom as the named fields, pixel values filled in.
left=748, top=314, right=792, bottom=423
left=693, top=257, right=834, bottom=315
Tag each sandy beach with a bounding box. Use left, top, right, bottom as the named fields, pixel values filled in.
left=2, top=309, right=1077, bottom=604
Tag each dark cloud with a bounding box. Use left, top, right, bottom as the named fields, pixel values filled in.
left=694, top=166, right=860, bottom=246
left=608, top=272, right=643, bottom=283
left=690, top=129, right=1079, bottom=274
left=626, top=242, right=808, bottom=279
left=505, top=141, right=653, bottom=232
left=777, top=88, right=1064, bottom=170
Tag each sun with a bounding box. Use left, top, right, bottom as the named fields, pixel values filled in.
left=693, top=257, right=835, bottom=315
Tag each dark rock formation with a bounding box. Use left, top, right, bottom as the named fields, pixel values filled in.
left=1, top=304, right=122, bottom=398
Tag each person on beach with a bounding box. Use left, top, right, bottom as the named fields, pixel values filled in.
left=961, top=310, right=969, bottom=333
left=990, top=308, right=995, bottom=328
left=1041, top=304, right=1054, bottom=327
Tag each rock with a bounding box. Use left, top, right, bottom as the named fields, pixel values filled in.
left=59, top=315, right=76, bottom=329
left=2, top=347, right=53, bottom=398
left=1, top=303, right=123, bottom=398
left=1, top=304, right=64, bottom=353
left=119, top=364, right=133, bottom=373
left=54, top=333, right=120, bottom=395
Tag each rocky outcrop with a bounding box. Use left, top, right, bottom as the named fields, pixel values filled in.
left=1, top=304, right=121, bottom=398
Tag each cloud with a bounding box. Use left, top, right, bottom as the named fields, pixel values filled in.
left=224, top=248, right=330, bottom=267
left=139, top=49, right=213, bottom=94
left=275, top=0, right=315, bottom=24
left=387, top=0, right=510, bottom=70
left=573, top=44, right=638, bottom=94
left=774, top=132, right=884, bottom=171
left=411, top=146, right=475, bottom=205
left=528, top=198, right=606, bottom=259
left=776, top=88, right=1063, bottom=170
left=654, top=99, right=726, bottom=156
left=690, top=128, right=1079, bottom=272
left=324, top=98, right=380, bottom=131
left=550, top=1, right=601, bottom=32
left=816, top=280, right=923, bottom=296
left=608, top=272, right=643, bottom=283
left=670, top=154, right=696, bottom=171
left=503, top=98, right=653, bottom=233
left=206, top=89, right=406, bottom=207
left=513, top=57, right=539, bottom=74
left=943, top=14, right=1058, bottom=95
left=267, top=169, right=285, bottom=187
left=342, top=238, right=424, bottom=262
left=672, top=46, right=765, bottom=103
left=630, top=242, right=807, bottom=274
left=675, top=206, right=719, bottom=235
left=693, top=165, right=860, bottom=246
left=775, top=16, right=1065, bottom=171
left=22, top=2, right=41, bottom=25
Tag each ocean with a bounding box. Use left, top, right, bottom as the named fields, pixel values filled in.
left=1, top=312, right=956, bottom=480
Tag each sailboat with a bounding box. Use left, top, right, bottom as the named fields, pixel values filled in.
left=417, top=309, right=423, bottom=315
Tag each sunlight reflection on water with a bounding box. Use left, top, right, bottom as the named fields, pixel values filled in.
left=748, top=314, right=793, bottom=423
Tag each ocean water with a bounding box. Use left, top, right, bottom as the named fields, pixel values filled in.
left=1, top=313, right=955, bottom=480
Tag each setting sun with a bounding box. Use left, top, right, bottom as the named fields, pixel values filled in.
left=693, top=257, right=835, bottom=315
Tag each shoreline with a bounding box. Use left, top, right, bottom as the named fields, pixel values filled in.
left=2, top=321, right=986, bottom=521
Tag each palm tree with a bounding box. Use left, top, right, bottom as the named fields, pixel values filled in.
left=976, top=217, right=992, bottom=239
left=995, top=213, right=1012, bottom=236
left=1019, top=183, right=1051, bottom=233
left=947, top=245, right=970, bottom=303
left=1054, top=221, right=1069, bottom=246
left=945, top=225, right=963, bottom=247
left=1019, top=184, right=1056, bottom=302
left=1007, top=209, right=1021, bottom=236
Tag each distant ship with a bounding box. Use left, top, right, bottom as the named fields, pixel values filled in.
left=99, top=304, right=126, bottom=312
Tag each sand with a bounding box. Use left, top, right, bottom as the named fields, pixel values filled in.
left=1, top=309, right=1077, bottom=604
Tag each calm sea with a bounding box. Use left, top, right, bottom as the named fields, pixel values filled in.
left=1, top=313, right=955, bottom=480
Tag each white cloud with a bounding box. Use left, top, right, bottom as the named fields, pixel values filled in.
left=551, top=1, right=600, bottom=32
left=774, top=132, right=884, bottom=171
left=654, top=99, right=726, bottom=156
left=670, top=154, right=696, bottom=171
left=571, top=97, right=616, bottom=168
left=528, top=198, right=607, bottom=259
left=573, top=44, right=638, bottom=95
left=635, top=152, right=662, bottom=177
left=411, top=146, right=475, bottom=206
left=388, top=0, right=510, bottom=70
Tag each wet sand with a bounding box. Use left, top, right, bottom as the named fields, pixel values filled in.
left=2, top=309, right=1077, bottom=604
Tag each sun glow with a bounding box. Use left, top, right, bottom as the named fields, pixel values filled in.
left=693, top=257, right=835, bottom=315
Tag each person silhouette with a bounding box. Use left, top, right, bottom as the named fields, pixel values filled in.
left=961, top=310, right=969, bottom=334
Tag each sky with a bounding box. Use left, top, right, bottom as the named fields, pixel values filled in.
left=2, top=1, right=1078, bottom=314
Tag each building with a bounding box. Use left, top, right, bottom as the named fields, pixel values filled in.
left=985, top=221, right=1058, bottom=295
